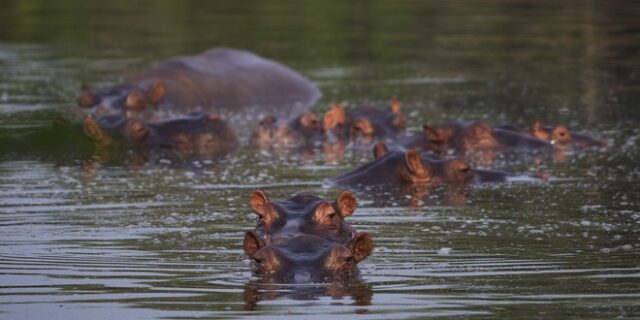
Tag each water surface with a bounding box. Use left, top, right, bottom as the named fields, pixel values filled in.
left=1, top=1, right=639, bottom=319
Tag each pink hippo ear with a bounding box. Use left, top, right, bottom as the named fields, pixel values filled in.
left=249, top=189, right=269, bottom=214
left=323, top=104, right=346, bottom=131
left=389, top=96, right=401, bottom=114
left=404, top=149, right=426, bottom=176
left=243, top=231, right=266, bottom=259
left=530, top=120, right=549, bottom=140
left=334, top=191, right=357, bottom=218
left=148, top=80, right=166, bottom=105
left=372, top=141, right=389, bottom=159
left=125, top=90, right=147, bottom=111
left=349, top=232, right=373, bottom=263
left=351, top=118, right=374, bottom=136
left=249, top=189, right=281, bottom=231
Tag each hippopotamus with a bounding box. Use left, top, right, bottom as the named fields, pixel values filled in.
left=528, top=120, right=607, bottom=151
left=248, top=189, right=358, bottom=245
left=76, top=48, right=321, bottom=126
left=333, top=142, right=509, bottom=188
left=249, top=112, right=324, bottom=151
left=331, top=147, right=475, bottom=189
left=243, top=231, right=372, bottom=283
left=82, top=112, right=238, bottom=158
left=322, top=97, right=406, bottom=143
left=399, top=121, right=552, bottom=166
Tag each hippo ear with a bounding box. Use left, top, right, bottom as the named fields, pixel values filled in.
left=349, top=233, right=373, bottom=263
left=249, top=189, right=269, bottom=215
left=243, top=231, right=265, bottom=259
left=404, top=149, right=425, bottom=175
left=423, top=125, right=443, bottom=144
left=323, top=104, right=346, bottom=131
left=127, top=120, right=149, bottom=142
left=351, top=118, right=373, bottom=136
left=125, top=90, right=147, bottom=110
left=335, top=191, right=357, bottom=218
left=372, top=141, right=389, bottom=159
left=530, top=120, right=548, bottom=140
left=148, top=80, right=166, bottom=105
left=389, top=96, right=401, bottom=114
left=299, top=113, right=319, bottom=129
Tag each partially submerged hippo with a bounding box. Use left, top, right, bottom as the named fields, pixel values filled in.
left=332, top=142, right=508, bottom=189
left=529, top=120, right=607, bottom=151
left=249, top=112, right=323, bottom=150
left=83, top=112, right=238, bottom=158
left=331, top=147, right=475, bottom=189
left=322, top=97, right=406, bottom=143
left=77, top=48, right=321, bottom=125
left=248, top=189, right=358, bottom=245
left=243, top=231, right=372, bottom=283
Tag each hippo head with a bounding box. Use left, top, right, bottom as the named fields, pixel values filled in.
left=77, top=81, right=166, bottom=117
left=243, top=231, right=373, bottom=283
left=463, top=121, right=498, bottom=151
left=249, top=189, right=357, bottom=244
left=251, top=113, right=323, bottom=148
left=420, top=125, right=449, bottom=155
left=372, top=144, right=473, bottom=185
left=531, top=120, right=572, bottom=146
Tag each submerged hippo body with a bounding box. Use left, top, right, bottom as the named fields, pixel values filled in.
left=78, top=48, right=321, bottom=125
left=248, top=190, right=358, bottom=245
left=83, top=112, right=238, bottom=158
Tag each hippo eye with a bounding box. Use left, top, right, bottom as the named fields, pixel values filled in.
left=343, top=256, right=353, bottom=263
left=459, top=166, right=471, bottom=173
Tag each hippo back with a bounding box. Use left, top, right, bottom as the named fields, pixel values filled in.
left=135, top=48, right=321, bottom=126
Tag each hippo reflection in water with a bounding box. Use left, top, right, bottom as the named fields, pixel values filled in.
left=243, top=231, right=372, bottom=284
left=77, top=48, right=321, bottom=124
left=243, top=277, right=372, bottom=311
left=82, top=112, right=238, bottom=158
left=248, top=189, right=358, bottom=245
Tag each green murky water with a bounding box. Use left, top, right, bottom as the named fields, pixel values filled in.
left=1, top=1, right=639, bottom=319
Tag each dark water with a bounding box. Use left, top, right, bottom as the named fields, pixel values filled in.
left=1, top=1, right=640, bottom=319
